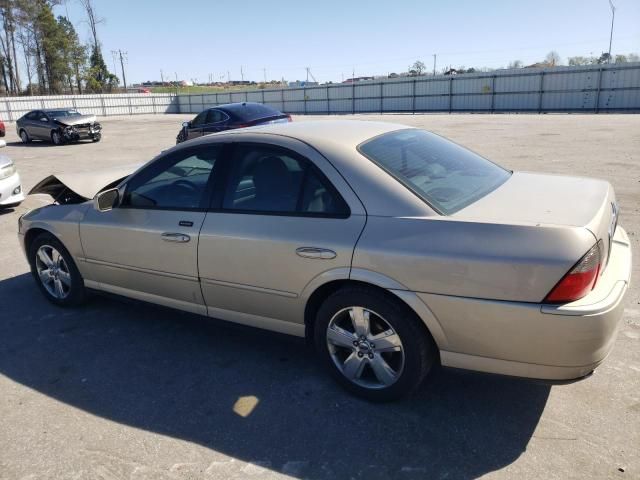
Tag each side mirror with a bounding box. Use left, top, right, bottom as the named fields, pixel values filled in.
left=95, top=188, right=119, bottom=212
left=182, top=121, right=190, bottom=128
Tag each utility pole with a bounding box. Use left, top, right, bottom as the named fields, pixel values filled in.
left=263, top=67, right=267, bottom=83
left=160, top=69, right=164, bottom=84
left=240, top=66, right=244, bottom=82
left=433, top=54, right=437, bottom=75
left=608, top=0, right=616, bottom=63
left=227, top=71, right=230, bottom=84
left=113, top=49, right=128, bottom=89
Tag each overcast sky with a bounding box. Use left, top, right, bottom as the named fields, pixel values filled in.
left=56, top=0, right=640, bottom=84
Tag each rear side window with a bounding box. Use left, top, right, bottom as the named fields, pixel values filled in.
left=358, top=129, right=511, bottom=214
left=222, top=144, right=349, bottom=217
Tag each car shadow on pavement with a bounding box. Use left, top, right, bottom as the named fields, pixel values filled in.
left=0, top=273, right=551, bottom=480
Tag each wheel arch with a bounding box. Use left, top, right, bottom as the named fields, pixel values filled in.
left=303, top=273, right=449, bottom=351
left=24, top=227, right=57, bottom=257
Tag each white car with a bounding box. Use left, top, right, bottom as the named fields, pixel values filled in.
left=0, top=155, right=25, bottom=208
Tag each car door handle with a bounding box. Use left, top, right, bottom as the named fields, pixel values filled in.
left=161, top=232, right=191, bottom=243
left=296, top=247, right=336, bottom=259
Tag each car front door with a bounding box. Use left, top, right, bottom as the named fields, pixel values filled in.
left=186, top=110, right=208, bottom=140
left=197, top=138, right=366, bottom=332
left=80, top=143, right=226, bottom=314
left=201, top=109, right=229, bottom=135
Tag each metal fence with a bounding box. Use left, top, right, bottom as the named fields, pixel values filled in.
left=0, top=93, right=178, bottom=122
left=178, top=63, right=640, bottom=115
left=1, top=63, right=637, bottom=122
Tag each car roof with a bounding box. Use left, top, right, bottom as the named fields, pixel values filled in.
left=41, top=108, right=77, bottom=112
left=191, top=120, right=410, bottom=149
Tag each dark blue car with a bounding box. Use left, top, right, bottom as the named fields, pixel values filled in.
left=176, top=102, right=290, bottom=144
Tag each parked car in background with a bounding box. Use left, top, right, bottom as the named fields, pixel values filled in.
left=16, top=108, right=102, bottom=145
left=176, top=102, right=290, bottom=144
left=21, top=121, right=631, bottom=401
left=0, top=155, right=24, bottom=208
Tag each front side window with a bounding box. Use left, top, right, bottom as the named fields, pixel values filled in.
left=191, top=111, right=208, bottom=127
left=358, top=129, right=511, bottom=215
left=222, top=144, right=349, bottom=217
left=206, top=109, right=228, bottom=123
left=122, top=146, right=221, bottom=210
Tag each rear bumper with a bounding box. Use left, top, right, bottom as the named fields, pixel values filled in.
left=419, top=227, right=632, bottom=380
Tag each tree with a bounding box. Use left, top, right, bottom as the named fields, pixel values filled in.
left=77, top=0, right=102, bottom=52
left=85, top=45, right=117, bottom=92
left=597, top=52, right=611, bottom=64
left=507, top=60, right=523, bottom=69
left=57, top=16, right=85, bottom=93
left=545, top=51, right=561, bottom=66
left=0, top=1, right=21, bottom=94
left=568, top=56, right=593, bottom=66
left=36, top=1, right=69, bottom=93
left=408, top=60, right=426, bottom=76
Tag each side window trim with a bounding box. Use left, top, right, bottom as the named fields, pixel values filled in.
left=213, top=142, right=350, bottom=219
left=119, top=144, right=226, bottom=212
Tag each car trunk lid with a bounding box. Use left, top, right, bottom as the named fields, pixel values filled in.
left=454, top=171, right=618, bottom=269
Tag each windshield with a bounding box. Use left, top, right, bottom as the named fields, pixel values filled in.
left=48, top=109, right=81, bottom=117
left=358, top=129, right=511, bottom=215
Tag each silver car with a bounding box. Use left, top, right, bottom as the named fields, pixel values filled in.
left=16, top=108, right=102, bottom=145
left=19, top=121, right=632, bottom=401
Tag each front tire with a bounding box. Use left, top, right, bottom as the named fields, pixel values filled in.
left=29, top=233, right=86, bottom=306
left=314, top=286, right=435, bottom=402
left=51, top=130, right=63, bottom=145
left=92, top=133, right=102, bottom=142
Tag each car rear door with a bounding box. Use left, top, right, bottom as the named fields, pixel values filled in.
left=197, top=136, right=366, bottom=330
left=80, top=143, right=226, bottom=314
left=30, top=111, right=50, bottom=140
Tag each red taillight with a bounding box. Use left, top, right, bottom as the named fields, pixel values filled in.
left=544, top=240, right=603, bottom=304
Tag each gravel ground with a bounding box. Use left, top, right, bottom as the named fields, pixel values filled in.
left=0, top=113, right=638, bottom=480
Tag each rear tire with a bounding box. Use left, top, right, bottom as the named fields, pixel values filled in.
left=314, top=286, right=435, bottom=402
left=29, top=232, right=87, bottom=307
left=19, top=129, right=31, bottom=144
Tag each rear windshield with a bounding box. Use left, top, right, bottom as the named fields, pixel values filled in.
left=225, top=103, right=282, bottom=121
left=358, top=129, right=511, bottom=215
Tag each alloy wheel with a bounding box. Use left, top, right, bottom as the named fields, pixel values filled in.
left=326, top=306, right=405, bottom=389
left=35, top=245, right=71, bottom=299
